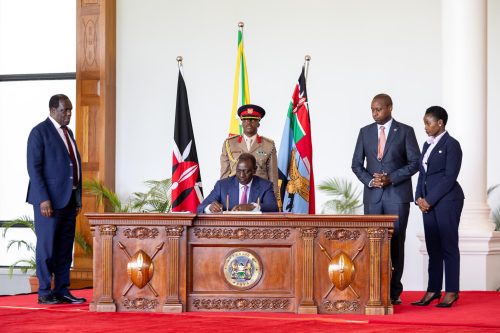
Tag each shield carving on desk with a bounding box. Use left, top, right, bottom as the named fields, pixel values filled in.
left=127, top=250, right=154, bottom=289
left=328, top=251, right=355, bottom=291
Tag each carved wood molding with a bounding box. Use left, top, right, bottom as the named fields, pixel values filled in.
left=99, top=225, right=117, bottom=236
left=300, top=227, right=318, bottom=239
left=98, top=225, right=116, bottom=307
left=165, top=226, right=183, bottom=306
left=123, top=227, right=159, bottom=239
left=193, top=227, right=291, bottom=240
left=81, top=15, right=99, bottom=72
left=122, top=298, right=159, bottom=310
left=196, top=214, right=397, bottom=228
left=166, top=226, right=184, bottom=237
left=323, top=300, right=360, bottom=312
left=192, top=298, right=290, bottom=310
left=324, top=229, right=361, bottom=241
left=367, top=228, right=384, bottom=307
left=299, top=227, right=317, bottom=309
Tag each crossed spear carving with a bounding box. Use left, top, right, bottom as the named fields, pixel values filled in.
left=319, top=243, right=365, bottom=299
left=117, top=241, right=164, bottom=297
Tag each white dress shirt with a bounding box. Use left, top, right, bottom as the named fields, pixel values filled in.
left=243, top=134, right=257, bottom=151
left=378, top=118, right=393, bottom=139
left=205, top=179, right=259, bottom=213
left=422, top=131, right=447, bottom=172
left=48, top=116, right=80, bottom=187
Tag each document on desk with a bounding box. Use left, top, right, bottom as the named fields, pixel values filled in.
left=222, top=211, right=262, bottom=214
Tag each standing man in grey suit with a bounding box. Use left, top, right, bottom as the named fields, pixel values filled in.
left=351, top=93, right=420, bottom=305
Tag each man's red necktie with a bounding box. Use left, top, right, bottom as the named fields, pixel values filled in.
left=240, top=185, right=248, bottom=204
left=377, top=126, right=386, bottom=161
left=61, top=126, right=78, bottom=187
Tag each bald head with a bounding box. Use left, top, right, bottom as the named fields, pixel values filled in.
left=372, top=93, right=393, bottom=108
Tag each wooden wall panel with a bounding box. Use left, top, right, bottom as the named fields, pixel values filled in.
left=73, top=0, right=116, bottom=288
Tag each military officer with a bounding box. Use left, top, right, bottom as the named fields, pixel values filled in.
left=220, top=104, right=279, bottom=202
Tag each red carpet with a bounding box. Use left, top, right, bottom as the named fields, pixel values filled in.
left=1, top=290, right=499, bottom=332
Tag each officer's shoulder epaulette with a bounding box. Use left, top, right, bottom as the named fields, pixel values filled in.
left=226, top=135, right=240, bottom=142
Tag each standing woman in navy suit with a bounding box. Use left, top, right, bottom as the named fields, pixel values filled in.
left=412, top=106, right=464, bottom=308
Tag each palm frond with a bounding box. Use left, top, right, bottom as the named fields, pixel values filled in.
left=8, top=257, right=36, bottom=277
left=487, top=184, right=500, bottom=196
left=83, top=179, right=125, bottom=212
left=492, top=207, right=500, bottom=231
left=74, top=232, right=92, bottom=255
left=317, top=178, right=362, bottom=214
left=131, top=178, right=172, bottom=213
left=2, top=215, right=34, bottom=237
left=6, top=240, right=36, bottom=253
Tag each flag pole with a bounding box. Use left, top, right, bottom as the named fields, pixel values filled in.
left=238, top=21, right=244, bottom=38
left=304, top=55, right=311, bottom=82
left=177, top=55, right=183, bottom=74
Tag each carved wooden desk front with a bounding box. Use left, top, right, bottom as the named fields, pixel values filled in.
left=87, top=213, right=396, bottom=315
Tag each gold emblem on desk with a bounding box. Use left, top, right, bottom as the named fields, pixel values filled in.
left=223, top=249, right=262, bottom=290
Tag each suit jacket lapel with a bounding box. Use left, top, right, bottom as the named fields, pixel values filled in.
left=369, top=123, right=379, bottom=156
left=230, top=177, right=240, bottom=208
left=420, top=142, right=430, bottom=171
left=248, top=139, right=259, bottom=153
left=382, top=119, right=399, bottom=158
left=249, top=177, right=260, bottom=203
left=238, top=137, right=249, bottom=153
left=427, top=132, right=449, bottom=163
left=45, top=118, right=68, bottom=153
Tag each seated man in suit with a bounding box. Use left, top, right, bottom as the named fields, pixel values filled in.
left=198, top=153, right=278, bottom=213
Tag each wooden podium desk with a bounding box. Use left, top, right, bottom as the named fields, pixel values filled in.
left=87, top=213, right=396, bottom=315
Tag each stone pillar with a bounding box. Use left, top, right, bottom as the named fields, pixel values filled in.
left=421, top=0, right=500, bottom=291
left=442, top=0, right=492, bottom=233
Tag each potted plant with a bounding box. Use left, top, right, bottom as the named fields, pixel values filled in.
left=83, top=178, right=172, bottom=213
left=2, top=215, right=92, bottom=292
left=317, top=177, right=362, bottom=214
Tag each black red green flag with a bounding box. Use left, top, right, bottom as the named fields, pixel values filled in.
left=171, top=69, right=203, bottom=212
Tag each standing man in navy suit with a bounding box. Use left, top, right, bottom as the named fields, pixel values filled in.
left=26, top=94, right=86, bottom=305
left=351, top=93, right=420, bottom=305
left=198, top=153, right=278, bottom=213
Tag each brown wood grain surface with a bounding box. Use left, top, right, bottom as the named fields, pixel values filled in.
left=88, top=213, right=395, bottom=315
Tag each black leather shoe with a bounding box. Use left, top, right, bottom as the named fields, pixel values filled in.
left=391, top=297, right=402, bottom=305
left=55, top=293, right=86, bottom=304
left=436, top=292, right=459, bottom=308
left=38, top=295, right=62, bottom=304
left=411, top=292, right=442, bottom=306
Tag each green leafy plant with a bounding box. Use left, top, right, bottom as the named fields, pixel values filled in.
left=83, top=179, right=131, bottom=212
left=317, top=177, right=362, bottom=214
left=2, top=215, right=92, bottom=277
left=83, top=178, right=172, bottom=213
left=131, top=179, right=173, bottom=213
left=487, top=184, right=500, bottom=231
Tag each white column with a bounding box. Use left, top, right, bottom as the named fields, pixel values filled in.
left=442, top=0, right=493, bottom=232
left=437, top=0, right=500, bottom=291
